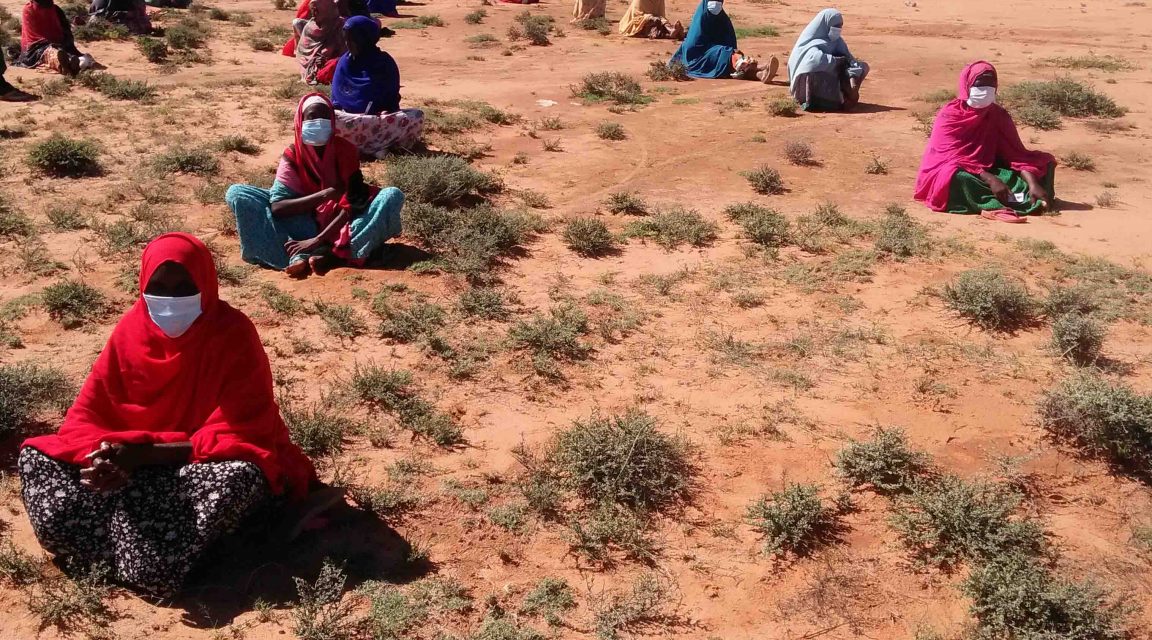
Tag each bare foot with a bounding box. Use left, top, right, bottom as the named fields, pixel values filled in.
left=284, top=259, right=310, bottom=279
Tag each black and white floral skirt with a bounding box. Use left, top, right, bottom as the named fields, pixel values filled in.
left=18, top=447, right=270, bottom=597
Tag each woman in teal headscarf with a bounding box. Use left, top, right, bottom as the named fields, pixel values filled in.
left=669, top=0, right=777, bottom=81
left=787, top=8, right=869, bottom=111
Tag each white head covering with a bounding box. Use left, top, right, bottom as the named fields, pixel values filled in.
left=787, top=8, right=851, bottom=90
left=302, top=95, right=329, bottom=113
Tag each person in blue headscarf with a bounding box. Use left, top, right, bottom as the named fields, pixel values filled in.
left=669, top=0, right=777, bottom=81
left=787, top=8, right=869, bottom=112
left=332, top=15, right=424, bottom=158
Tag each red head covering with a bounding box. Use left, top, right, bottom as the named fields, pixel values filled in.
left=275, top=92, right=360, bottom=196
left=914, top=61, right=1055, bottom=212
left=23, top=233, right=316, bottom=499
left=21, top=0, right=67, bottom=52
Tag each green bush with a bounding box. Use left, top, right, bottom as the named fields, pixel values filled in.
left=41, top=280, right=107, bottom=328
left=464, top=9, right=486, bottom=23
left=592, top=573, right=670, bottom=640
left=874, top=204, right=931, bottom=259
left=458, top=287, right=513, bottom=320
left=595, top=121, right=626, bottom=141
left=742, top=165, right=785, bottom=194
left=963, top=555, right=1130, bottom=640
left=281, top=401, right=352, bottom=457
left=646, top=60, right=689, bottom=82
left=292, top=562, right=357, bottom=640
left=942, top=268, right=1036, bottom=331
left=1062, top=151, right=1097, bottom=172
left=766, top=96, right=797, bottom=117
left=519, top=577, right=576, bottom=626
left=75, top=72, right=157, bottom=101
left=376, top=298, right=447, bottom=343
left=566, top=503, right=657, bottom=564
left=387, top=155, right=499, bottom=206
left=1002, top=78, right=1126, bottom=119
left=165, top=17, right=210, bottom=49
left=72, top=19, right=129, bottom=41
left=549, top=409, right=692, bottom=511
left=136, top=36, right=169, bottom=63
left=572, top=72, right=649, bottom=105
left=27, top=567, right=114, bottom=633
left=625, top=208, right=717, bottom=249
left=508, top=304, right=591, bottom=377
left=151, top=147, right=220, bottom=175
left=783, top=140, right=815, bottom=166
left=403, top=202, right=539, bottom=282
left=508, top=11, right=552, bottom=45
left=1037, top=373, right=1152, bottom=471
left=892, top=475, right=1045, bottom=568
left=348, top=364, right=462, bottom=446
left=0, top=194, right=32, bottom=237
left=836, top=426, right=927, bottom=494
left=1051, top=313, right=1106, bottom=365
left=563, top=218, right=617, bottom=256
left=0, top=363, right=72, bottom=439
left=27, top=135, right=101, bottom=177
left=724, top=203, right=790, bottom=248
left=1013, top=103, right=1062, bottom=130
left=604, top=191, right=647, bottom=215
left=746, top=483, right=843, bottom=556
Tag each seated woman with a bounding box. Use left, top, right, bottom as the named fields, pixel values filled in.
left=15, top=0, right=95, bottom=77
left=332, top=16, right=424, bottom=158
left=572, top=0, right=604, bottom=22
left=619, top=0, right=683, bottom=39
left=226, top=93, right=405, bottom=278
left=297, top=0, right=346, bottom=85
left=19, top=233, right=320, bottom=597
left=88, top=0, right=151, bottom=35
left=668, top=0, right=777, bottom=81
left=1, top=56, right=39, bottom=102
left=915, top=61, right=1056, bottom=223
left=787, top=9, right=868, bottom=112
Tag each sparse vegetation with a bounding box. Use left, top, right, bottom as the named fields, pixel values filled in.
left=724, top=203, right=790, bottom=249
left=783, top=140, right=816, bottom=166
left=165, top=16, right=211, bottom=50
left=892, top=475, right=1044, bottom=568
left=1051, top=312, right=1106, bottom=365
left=864, top=156, right=889, bottom=175
left=508, top=11, right=553, bottom=45
left=28, top=567, right=115, bottom=633
left=464, top=9, right=486, bottom=23
left=563, top=218, right=617, bottom=256
left=592, top=573, right=671, bottom=640
left=573, top=72, right=649, bottom=105
left=41, top=280, right=107, bottom=329
left=1062, top=151, right=1097, bottom=171
left=293, top=561, right=358, bottom=640
left=647, top=60, right=690, bottom=82
left=604, top=191, right=647, bottom=215
left=942, top=268, right=1036, bottom=332
left=76, top=72, right=157, bottom=101
left=27, top=135, right=101, bottom=177
left=151, top=147, right=220, bottom=175
left=1040, top=54, right=1135, bottom=72
left=520, top=577, right=576, bottom=626
left=0, top=195, right=32, bottom=237
left=348, top=364, right=463, bottom=446
left=508, top=304, right=591, bottom=377
left=596, top=121, right=627, bottom=140
left=625, top=208, right=717, bottom=249
left=963, top=555, right=1131, bottom=640
left=1002, top=79, right=1126, bottom=130
left=836, top=426, right=928, bottom=494
left=0, top=362, right=73, bottom=439
left=743, top=165, right=786, bottom=194
left=766, top=96, right=797, bottom=116
left=1037, top=373, right=1152, bottom=471
left=746, top=483, right=844, bottom=556
left=281, top=400, right=352, bottom=457
left=386, top=155, right=500, bottom=206
left=458, top=287, right=513, bottom=320
left=874, top=204, right=931, bottom=259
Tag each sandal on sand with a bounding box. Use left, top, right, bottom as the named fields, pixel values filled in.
left=760, top=55, right=780, bottom=84
left=981, top=209, right=1027, bottom=224
left=284, top=486, right=346, bottom=542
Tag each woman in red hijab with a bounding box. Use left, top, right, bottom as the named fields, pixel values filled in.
left=914, top=61, right=1056, bottom=223
left=15, top=0, right=89, bottom=76
left=20, top=233, right=318, bottom=596
left=226, top=93, right=404, bottom=278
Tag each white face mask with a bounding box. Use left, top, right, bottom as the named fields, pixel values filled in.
left=143, top=293, right=202, bottom=338
left=300, top=119, right=333, bottom=146
left=828, top=26, right=842, bottom=40
left=967, top=86, right=997, bottom=109
left=705, top=1, right=722, bottom=14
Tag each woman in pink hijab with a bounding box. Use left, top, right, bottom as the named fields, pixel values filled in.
left=914, top=61, right=1056, bottom=223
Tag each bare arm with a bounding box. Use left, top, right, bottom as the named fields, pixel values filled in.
left=270, top=187, right=338, bottom=218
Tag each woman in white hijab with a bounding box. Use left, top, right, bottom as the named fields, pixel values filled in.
left=787, top=8, right=868, bottom=111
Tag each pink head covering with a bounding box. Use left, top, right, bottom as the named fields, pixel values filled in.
left=914, top=61, right=1054, bottom=212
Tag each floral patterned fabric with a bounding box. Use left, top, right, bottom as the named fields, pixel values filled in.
left=19, top=446, right=269, bottom=596
left=335, top=108, right=425, bottom=159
